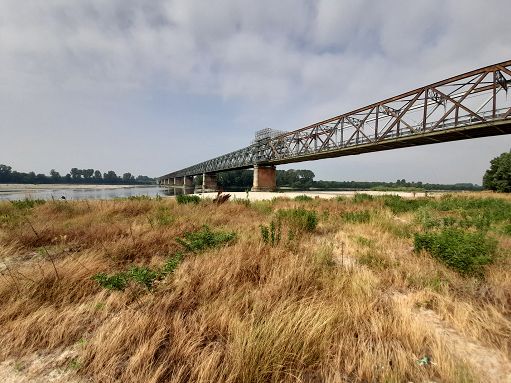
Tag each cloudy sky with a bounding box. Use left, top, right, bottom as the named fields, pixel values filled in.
left=1, top=0, right=510, bottom=184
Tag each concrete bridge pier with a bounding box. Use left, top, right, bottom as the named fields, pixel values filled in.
left=252, top=165, right=276, bottom=192
left=202, top=173, right=218, bottom=192
left=184, top=176, right=194, bottom=187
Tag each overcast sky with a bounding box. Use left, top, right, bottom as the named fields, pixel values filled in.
left=1, top=0, right=510, bottom=184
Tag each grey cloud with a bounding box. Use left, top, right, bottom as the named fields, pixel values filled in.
left=0, top=0, right=510, bottom=182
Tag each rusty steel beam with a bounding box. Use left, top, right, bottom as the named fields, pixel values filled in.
left=159, top=60, right=511, bottom=180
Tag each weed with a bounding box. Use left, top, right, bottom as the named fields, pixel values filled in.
left=277, top=208, right=318, bottom=232
left=128, top=266, right=160, bottom=290
left=11, top=199, right=45, bottom=210
left=91, top=272, right=129, bottom=291
left=414, top=228, right=498, bottom=276
left=260, top=218, right=282, bottom=246
left=161, top=252, right=185, bottom=275
left=176, top=194, right=200, bottom=205
left=341, top=210, right=371, bottom=224
left=176, top=225, right=236, bottom=252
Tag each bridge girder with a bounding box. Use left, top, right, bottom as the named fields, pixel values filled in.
left=159, top=60, right=511, bottom=180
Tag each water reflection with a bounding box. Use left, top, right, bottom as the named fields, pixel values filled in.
left=0, top=185, right=198, bottom=201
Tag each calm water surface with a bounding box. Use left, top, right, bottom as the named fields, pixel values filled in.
left=0, top=186, right=197, bottom=201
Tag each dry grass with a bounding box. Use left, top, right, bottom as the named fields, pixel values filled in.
left=1, top=194, right=511, bottom=382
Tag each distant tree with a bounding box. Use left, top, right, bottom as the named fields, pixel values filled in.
left=0, top=164, right=12, bottom=182
left=103, top=170, right=119, bottom=183
left=70, top=168, right=82, bottom=181
left=483, top=151, right=511, bottom=192
left=50, top=169, right=61, bottom=183
left=93, top=170, right=103, bottom=182
left=122, top=172, right=134, bottom=183
left=64, top=174, right=72, bottom=183
left=82, top=169, right=94, bottom=181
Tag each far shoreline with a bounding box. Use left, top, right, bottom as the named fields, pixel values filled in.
left=0, top=184, right=156, bottom=192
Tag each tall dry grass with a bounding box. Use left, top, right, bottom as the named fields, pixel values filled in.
left=0, top=194, right=510, bottom=382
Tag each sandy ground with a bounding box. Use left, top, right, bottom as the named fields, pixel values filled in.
left=199, top=190, right=436, bottom=201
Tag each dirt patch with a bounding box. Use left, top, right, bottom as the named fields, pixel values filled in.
left=394, top=293, right=511, bottom=382
left=0, top=348, right=83, bottom=383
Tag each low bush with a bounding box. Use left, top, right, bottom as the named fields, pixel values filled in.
left=176, top=225, right=236, bottom=252
left=414, top=228, right=498, bottom=276
left=176, top=194, right=201, bottom=205
left=277, top=208, right=318, bottom=232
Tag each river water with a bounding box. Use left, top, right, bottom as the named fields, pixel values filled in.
left=0, top=185, right=197, bottom=201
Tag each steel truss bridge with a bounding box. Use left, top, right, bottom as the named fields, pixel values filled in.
left=159, top=60, right=511, bottom=180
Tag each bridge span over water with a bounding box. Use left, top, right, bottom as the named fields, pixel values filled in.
left=158, top=60, right=511, bottom=191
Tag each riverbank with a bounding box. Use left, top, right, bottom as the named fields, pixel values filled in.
left=199, top=190, right=435, bottom=201
left=0, top=184, right=153, bottom=191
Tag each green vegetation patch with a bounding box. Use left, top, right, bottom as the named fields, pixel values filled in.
left=176, top=225, right=236, bottom=252
left=414, top=228, right=497, bottom=276
left=11, top=199, right=46, bottom=210
left=382, top=195, right=430, bottom=214
left=260, top=219, right=282, bottom=246
left=277, top=208, right=318, bottom=232
left=176, top=194, right=201, bottom=205
left=341, top=210, right=371, bottom=224
left=92, top=252, right=186, bottom=292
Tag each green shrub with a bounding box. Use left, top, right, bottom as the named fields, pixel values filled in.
left=260, top=219, right=281, bottom=246
left=341, top=210, right=371, bottom=224
left=11, top=199, right=46, bottom=210
left=277, top=208, right=318, bottom=232
left=128, top=266, right=160, bottom=290
left=176, top=225, right=236, bottom=252
left=176, top=194, right=201, bottom=205
left=414, top=228, right=498, bottom=276
left=93, top=252, right=186, bottom=292
left=294, top=195, right=313, bottom=202
left=92, top=272, right=129, bottom=291
left=353, top=193, right=374, bottom=203
left=382, top=195, right=430, bottom=214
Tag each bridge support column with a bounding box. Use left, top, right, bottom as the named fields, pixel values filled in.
left=184, top=176, right=194, bottom=187
left=174, top=177, right=184, bottom=186
left=252, top=165, right=276, bottom=192
left=202, top=173, right=218, bottom=192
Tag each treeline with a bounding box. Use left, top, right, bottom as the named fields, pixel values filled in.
left=216, top=169, right=482, bottom=191
left=0, top=164, right=155, bottom=185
